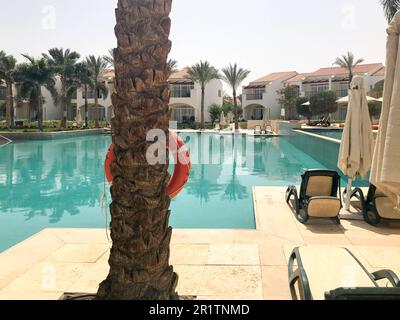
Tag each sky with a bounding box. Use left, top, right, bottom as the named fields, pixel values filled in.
left=0, top=0, right=388, bottom=91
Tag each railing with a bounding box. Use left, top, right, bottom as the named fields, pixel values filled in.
left=171, top=91, right=191, bottom=98
left=304, top=89, right=348, bottom=98
left=245, top=93, right=264, bottom=100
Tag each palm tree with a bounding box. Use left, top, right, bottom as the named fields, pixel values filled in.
left=85, top=56, right=109, bottom=128
left=74, top=62, right=91, bottom=128
left=0, top=51, right=17, bottom=128
left=221, top=63, right=250, bottom=132
left=381, top=0, right=400, bottom=22
left=96, top=0, right=177, bottom=300
left=104, top=49, right=115, bottom=68
left=42, top=48, right=80, bottom=128
left=16, top=55, right=54, bottom=131
left=333, top=52, right=364, bottom=86
left=186, top=61, right=220, bottom=130
left=167, top=58, right=178, bottom=76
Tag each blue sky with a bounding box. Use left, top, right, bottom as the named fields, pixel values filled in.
left=0, top=0, right=388, bottom=86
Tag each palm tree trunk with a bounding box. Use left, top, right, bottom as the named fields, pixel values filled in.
left=201, top=85, right=205, bottom=130
left=84, top=85, right=89, bottom=128
left=37, top=85, right=43, bottom=131
left=5, top=81, right=13, bottom=128
left=96, top=0, right=178, bottom=300
left=233, top=90, right=239, bottom=131
left=95, top=86, right=99, bottom=128
left=61, top=82, right=67, bottom=129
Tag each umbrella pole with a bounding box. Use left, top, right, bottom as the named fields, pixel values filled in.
left=345, top=178, right=353, bottom=211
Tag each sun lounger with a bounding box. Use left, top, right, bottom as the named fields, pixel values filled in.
left=286, top=170, right=342, bottom=224
left=288, top=246, right=400, bottom=300
left=350, top=185, right=400, bottom=226
left=254, top=125, right=262, bottom=135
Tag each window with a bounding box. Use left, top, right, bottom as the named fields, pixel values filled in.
left=311, top=83, right=329, bottom=94
left=218, top=90, right=222, bottom=98
left=0, top=86, right=6, bottom=100
left=83, top=89, right=104, bottom=99
left=171, top=84, right=194, bottom=98
left=171, top=106, right=195, bottom=123
left=246, top=88, right=265, bottom=100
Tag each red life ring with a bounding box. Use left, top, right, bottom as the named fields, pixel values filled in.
left=104, top=131, right=191, bottom=199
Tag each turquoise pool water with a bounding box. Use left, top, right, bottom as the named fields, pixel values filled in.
left=0, top=133, right=363, bottom=252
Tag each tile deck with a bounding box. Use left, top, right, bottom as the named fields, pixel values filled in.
left=1, top=186, right=400, bottom=300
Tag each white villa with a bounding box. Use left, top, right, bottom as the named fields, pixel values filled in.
left=242, top=71, right=298, bottom=121
left=7, top=68, right=223, bottom=124
left=242, top=63, right=385, bottom=121
left=168, top=68, right=224, bottom=124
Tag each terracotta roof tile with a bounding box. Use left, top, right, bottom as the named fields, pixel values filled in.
left=308, top=63, right=383, bottom=77
left=250, top=71, right=298, bottom=85
left=169, top=68, right=189, bottom=80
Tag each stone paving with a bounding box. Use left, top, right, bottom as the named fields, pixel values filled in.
left=1, top=187, right=400, bottom=300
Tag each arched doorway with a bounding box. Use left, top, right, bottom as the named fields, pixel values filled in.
left=170, top=104, right=195, bottom=123
left=244, top=105, right=269, bottom=121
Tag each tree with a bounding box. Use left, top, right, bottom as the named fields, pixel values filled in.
left=309, top=91, right=338, bottom=117
left=85, top=56, right=109, bottom=128
left=368, top=101, right=382, bottom=121
left=96, top=0, right=177, bottom=300
left=222, top=103, right=233, bottom=116
left=43, top=48, right=80, bottom=128
left=74, top=62, right=91, bottom=128
left=186, top=61, right=220, bottom=130
left=167, top=59, right=178, bottom=76
left=295, top=97, right=312, bottom=122
left=221, top=63, right=250, bottom=131
left=381, top=0, right=400, bottom=23
left=368, top=80, right=385, bottom=98
left=0, top=51, right=17, bottom=128
left=104, top=49, right=115, bottom=68
left=16, top=55, right=54, bottom=131
left=333, top=52, right=364, bottom=85
left=208, top=104, right=221, bottom=125
left=278, top=85, right=300, bottom=120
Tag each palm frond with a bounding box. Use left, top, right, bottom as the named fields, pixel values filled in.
left=381, top=0, right=400, bottom=22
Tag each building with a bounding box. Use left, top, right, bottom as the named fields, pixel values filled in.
left=242, top=71, right=298, bottom=121
left=12, top=68, right=223, bottom=124
left=285, top=63, right=385, bottom=121
left=12, top=71, right=115, bottom=123
left=168, top=68, right=224, bottom=123
left=242, top=63, right=385, bottom=121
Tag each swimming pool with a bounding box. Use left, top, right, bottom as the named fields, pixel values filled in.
left=0, top=132, right=362, bottom=252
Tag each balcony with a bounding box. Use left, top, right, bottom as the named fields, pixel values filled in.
left=304, top=89, right=348, bottom=98
left=246, top=93, right=264, bottom=100
left=170, top=84, right=193, bottom=99
left=171, top=90, right=191, bottom=98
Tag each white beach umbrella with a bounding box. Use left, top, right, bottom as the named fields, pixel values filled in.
left=370, top=12, right=400, bottom=208
left=301, top=101, right=310, bottom=106
left=336, top=95, right=378, bottom=104
left=338, top=76, right=375, bottom=211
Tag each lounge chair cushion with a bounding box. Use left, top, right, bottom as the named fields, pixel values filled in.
left=297, top=247, right=376, bottom=300
left=306, top=176, right=333, bottom=197
left=376, top=197, right=400, bottom=220
left=307, top=197, right=341, bottom=218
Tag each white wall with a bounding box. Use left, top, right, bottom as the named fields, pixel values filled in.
left=169, top=79, right=223, bottom=123
left=242, top=80, right=285, bottom=120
